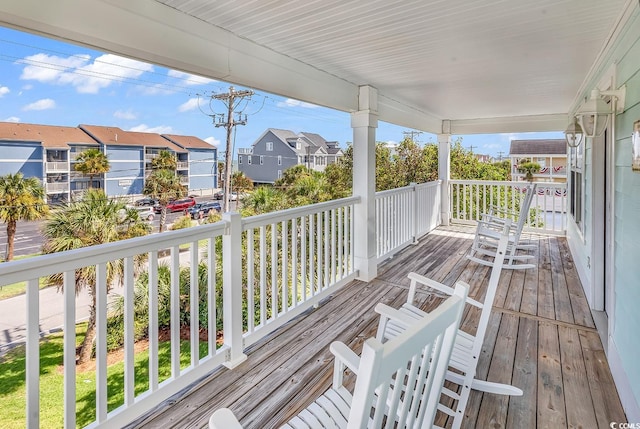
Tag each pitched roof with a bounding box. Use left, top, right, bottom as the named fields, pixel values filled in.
left=80, top=125, right=186, bottom=152
left=0, top=122, right=98, bottom=148
left=509, top=139, right=567, bottom=156
left=162, top=134, right=215, bottom=150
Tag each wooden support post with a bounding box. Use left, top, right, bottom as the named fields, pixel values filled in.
left=223, top=212, right=247, bottom=368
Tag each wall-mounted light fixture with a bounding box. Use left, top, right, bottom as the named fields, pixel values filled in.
left=564, top=118, right=584, bottom=148
left=575, top=85, right=626, bottom=138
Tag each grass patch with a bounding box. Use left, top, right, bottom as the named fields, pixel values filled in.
left=0, top=324, right=208, bottom=428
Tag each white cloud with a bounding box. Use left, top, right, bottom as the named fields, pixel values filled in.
left=168, top=69, right=215, bottom=86
left=0, top=86, right=9, bottom=97
left=23, top=98, right=56, bottom=111
left=114, top=109, right=137, bottom=120
left=4, top=116, right=20, bottom=123
left=204, top=136, right=220, bottom=147
left=277, top=98, right=318, bottom=109
left=178, top=98, right=200, bottom=112
left=18, top=53, right=154, bottom=94
left=128, top=124, right=173, bottom=134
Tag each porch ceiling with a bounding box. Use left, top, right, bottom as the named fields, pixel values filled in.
left=0, top=0, right=632, bottom=134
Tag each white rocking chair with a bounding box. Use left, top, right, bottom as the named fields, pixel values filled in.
left=467, top=183, right=537, bottom=270
left=375, top=221, right=522, bottom=429
left=209, top=283, right=469, bottom=429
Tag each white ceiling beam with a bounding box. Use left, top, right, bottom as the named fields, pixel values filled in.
left=449, top=114, right=569, bottom=135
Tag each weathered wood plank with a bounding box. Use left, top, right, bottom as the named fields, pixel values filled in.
left=537, top=236, right=555, bottom=320
left=506, top=317, right=538, bottom=429
left=475, top=313, right=519, bottom=429
left=559, top=238, right=596, bottom=329
left=579, top=330, right=627, bottom=427
left=558, top=325, right=598, bottom=428
left=520, top=235, right=540, bottom=316
left=549, top=237, right=574, bottom=324
left=537, top=322, right=567, bottom=427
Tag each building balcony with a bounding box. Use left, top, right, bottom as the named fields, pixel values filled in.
left=45, top=182, right=69, bottom=194
left=0, top=180, right=619, bottom=428
left=176, top=161, right=188, bottom=170
left=45, top=161, right=69, bottom=173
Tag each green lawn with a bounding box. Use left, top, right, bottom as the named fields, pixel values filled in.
left=0, top=324, right=208, bottom=428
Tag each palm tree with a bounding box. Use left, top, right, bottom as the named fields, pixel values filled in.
left=243, top=186, right=287, bottom=214
left=42, top=189, right=150, bottom=364
left=151, top=149, right=177, bottom=170
left=144, top=169, right=185, bottom=232
left=74, top=148, right=110, bottom=189
left=0, top=173, right=49, bottom=261
left=230, top=171, right=253, bottom=210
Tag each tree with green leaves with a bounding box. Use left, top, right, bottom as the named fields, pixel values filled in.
left=74, top=148, right=110, bottom=189
left=144, top=150, right=185, bottom=232
left=0, top=173, right=49, bottom=261
left=42, top=189, right=150, bottom=364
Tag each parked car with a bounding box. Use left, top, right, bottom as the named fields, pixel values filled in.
left=135, top=197, right=158, bottom=206
left=133, top=206, right=156, bottom=221
left=188, top=201, right=222, bottom=219
left=154, top=197, right=196, bottom=213
left=213, top=191, right=238, bottom=201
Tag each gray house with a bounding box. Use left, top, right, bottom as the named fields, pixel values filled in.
left=238, top=128, right=343, bottom=184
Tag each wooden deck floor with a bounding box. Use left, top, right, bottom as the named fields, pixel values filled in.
left=129, top=226, right=626, bottom=429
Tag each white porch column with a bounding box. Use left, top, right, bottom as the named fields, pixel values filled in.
left=438, top=131, right=451, bottom=226
left=351, top=86, right=378, bottom=282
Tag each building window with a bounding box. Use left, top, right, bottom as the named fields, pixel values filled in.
left=248, top=156, right=252, bottom=165
left=537, top=157, right=546, bottom=168
left=239, top=155, right=242, bottom=164
left=277, top=170, right=282, bottom=179
left=278, top=155, right=282, bottom=165
left=260, top=155, right=264, bottom=165
left=296, top=142, right=301, bottom=150
left=266, top=142, right=273, bottom=151
left=570, top=143, right=583, bottom=229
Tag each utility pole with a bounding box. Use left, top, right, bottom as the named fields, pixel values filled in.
left=497, top=151, right=504, bottom=161
left=211, top=86, right=254, bottom=212
left=402, top=130, right=423, bottom=142
left=469, top=144, right=476, bottom=154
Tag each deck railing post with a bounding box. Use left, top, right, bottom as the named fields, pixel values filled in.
left=410, top=182, right=419, bottom=243
left=222, top=212, right=247, bottom=368
left=438, top=132, right=451, bottom=226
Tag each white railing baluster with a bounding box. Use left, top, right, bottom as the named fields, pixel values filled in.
left=316, top=212, right=322, bottom=291
left=281, top=220, right=288, bottom=313
left=123, top=256, right=135, bottom=407
left=271, top=223, right=278, bottom=318
left=149, top=250, right=159, bottom=390
left=170, top=245, right=180, bottom=378
left=309, top=214, right=314, bottom=297
left=26, top=278, right=39, bottom=429
left=208, top=237, right=216, bottom=356
left=324, top=210, right=329, bottom=290
left=63, top=270, right=76, bottom=429
left=96, top=262, right=108, bottom=423
left=190, top=241, right=199, bottom=366
left=301, top=216, right=307, bottom=302
left=246, top=229, right=254, bottom=333
left=331, top=209, right=336, bottom=284
left=338, top=208, right=343, bottom=279
left=291, top=217, right=298, bottom=308
left=222, top=212, right=246, bottom=368
left=260, top=225, right=267, bottom=325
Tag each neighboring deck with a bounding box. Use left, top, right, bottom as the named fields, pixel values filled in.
left=129, top=226, right=625, bottom=429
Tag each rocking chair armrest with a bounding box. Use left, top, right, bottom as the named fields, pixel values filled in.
left=330, top=341, right=361, bottom=374
left=209, top=408, right=243, bottom=429
left=488, top=205, right=518, bottom=217
left=375, top=303, right=419, bottom=328
left=407, top=273, right=482, bottom=309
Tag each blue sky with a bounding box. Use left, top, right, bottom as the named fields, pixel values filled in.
left=0, top=26, right=563, bottom=157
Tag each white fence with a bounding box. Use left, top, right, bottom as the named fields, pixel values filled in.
left=449, top=180, right=567, bottom=234
left=375, top=181, right=442, bottom=261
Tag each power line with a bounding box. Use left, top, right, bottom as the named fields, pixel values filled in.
left=207, top=86, right=254, bottom=212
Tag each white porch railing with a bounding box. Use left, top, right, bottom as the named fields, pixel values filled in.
left=375, top=181, right=442, bottom=261
left=46, top=182, right=69, bottom=193
left=0, top=181, right=449, bottom=428
left=449, top=180, right=567, bottom=234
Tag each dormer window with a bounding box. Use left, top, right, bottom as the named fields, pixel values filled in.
left=266, top=141, right=273, bottom=151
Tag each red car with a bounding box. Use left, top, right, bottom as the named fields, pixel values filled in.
left=154, top=197, right=196, bottom=213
